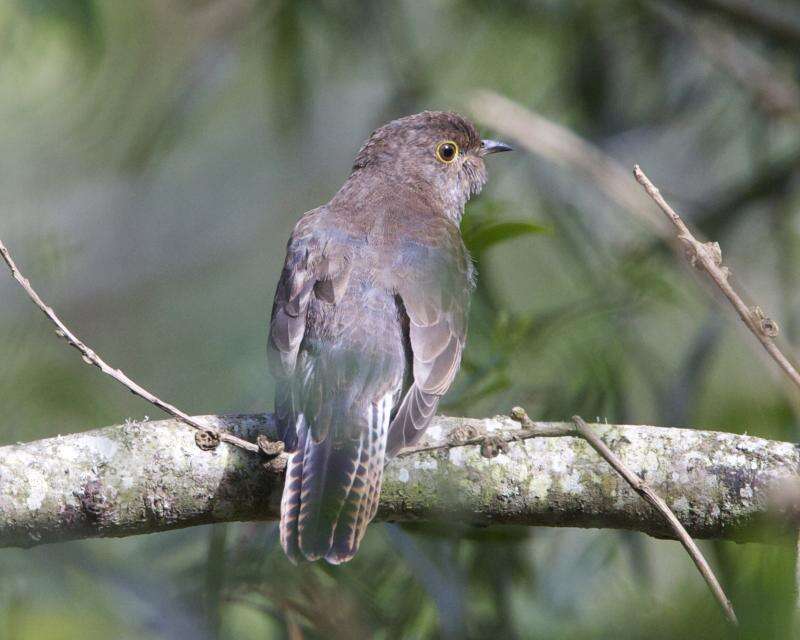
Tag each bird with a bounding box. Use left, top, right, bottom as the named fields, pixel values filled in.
left=268, top=111, right=511, bottom=564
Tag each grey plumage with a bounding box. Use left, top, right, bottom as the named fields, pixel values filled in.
left=268, top=111, right=510, bottom=563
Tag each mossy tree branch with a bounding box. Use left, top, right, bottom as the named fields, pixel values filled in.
left=1, top=413, right=798, bottom=549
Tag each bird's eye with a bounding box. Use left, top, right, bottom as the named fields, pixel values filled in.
left=435, top=140, right=459, bottom=163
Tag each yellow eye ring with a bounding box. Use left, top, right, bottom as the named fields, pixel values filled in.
left=435, top=140, right=459, bottom=163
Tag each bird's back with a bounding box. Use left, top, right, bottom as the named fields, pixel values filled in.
left=270, top=199, right=471, bottom=563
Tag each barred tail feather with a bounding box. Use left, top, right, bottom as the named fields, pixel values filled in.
left=326, top=393, right=392, bottom=564
left=279, top=394, right=392, bottom=564
left=279, top=417, right=307, bottom=563
left=297, top=431, right=363, bottom=561
left=364, top=395, right=391, bottom=523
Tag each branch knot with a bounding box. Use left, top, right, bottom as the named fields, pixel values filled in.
left=681, top=237, right=726, bottom=274
left=480, top=435, right=509, bottom=458
left=195, top=430, right=220, bottom=451
left=257, top=435, right=285, bottom=458
left=752, top=306, right=780, bottom=338
left=447, top=423, right=483, bottom=445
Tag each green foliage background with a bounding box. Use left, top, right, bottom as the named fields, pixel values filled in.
left=1, top=1, right=800, bottom=638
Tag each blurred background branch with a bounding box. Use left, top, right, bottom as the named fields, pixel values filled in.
left=653, top=4, right=800, bottom=122
left=470, top=90, right=669, bottom=236
left=673, top=0, right=800, bottom=49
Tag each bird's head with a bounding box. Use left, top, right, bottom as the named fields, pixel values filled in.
left=351, top=111, right=511, bottom=220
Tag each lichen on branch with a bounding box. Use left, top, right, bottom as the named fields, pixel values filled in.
left=0, top=413, right=796, bottom=549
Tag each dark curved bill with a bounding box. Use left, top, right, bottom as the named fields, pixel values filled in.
left=480, top=139, right=513, bottom=155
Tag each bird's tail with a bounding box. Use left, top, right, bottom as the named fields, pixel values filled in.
left=279, top=394, right=392, bottom=564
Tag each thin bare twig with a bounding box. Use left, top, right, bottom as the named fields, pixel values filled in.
left=396, top=408, right=573, bottom=458
left=571, top=414, right=738, bottom=625
left=635, top=167, right=800, bottom=613
left=633, top=166, right=800, bottom=393
left=0, top=237, right=259, bottom=454
left=636, top=156, right=800, bottom=613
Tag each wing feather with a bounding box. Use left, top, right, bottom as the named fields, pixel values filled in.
left=268, top=209, right=353, bottom=449
left=386, top=219, right=473, bottom=455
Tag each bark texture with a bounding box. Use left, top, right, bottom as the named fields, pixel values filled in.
left=0, top=413, right=798, bottom=548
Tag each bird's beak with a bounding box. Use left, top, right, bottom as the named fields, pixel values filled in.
left=480, top=139, right=513, bottom=156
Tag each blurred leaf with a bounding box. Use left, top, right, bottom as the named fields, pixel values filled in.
left=463, top=220, right=550, bottom=255
left=14, top=0, right=100, bottom=49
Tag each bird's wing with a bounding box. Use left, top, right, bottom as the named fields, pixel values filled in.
left=386, top=219, right=473, bottom=456
left=270, top=209, right=400, bottom=563
left=267, top=209, right=352, bottom=450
